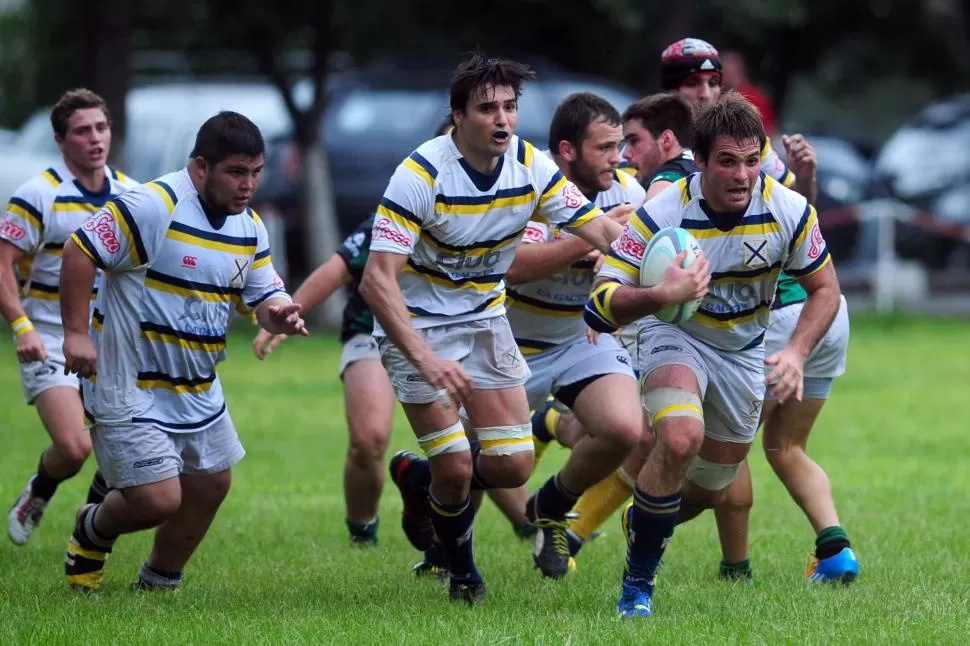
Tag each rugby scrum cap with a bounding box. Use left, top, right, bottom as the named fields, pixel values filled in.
left=660, top=38, right=722, bottom=90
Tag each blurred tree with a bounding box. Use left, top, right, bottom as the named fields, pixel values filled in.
left=82, top=0, right=131, bottom=168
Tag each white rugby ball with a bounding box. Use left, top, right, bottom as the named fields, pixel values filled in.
left=639, top=227, right=704, bottom=324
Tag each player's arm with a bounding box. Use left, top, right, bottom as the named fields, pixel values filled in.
left=583, top=211, right=709, bottom=332
left=0, top=187, right=43, bottom=335
left=290, top=255, right=352, bottom=312
left=62, top=190, right=164, bottom=377
left=504, top=221, right=593, bottom=286
left=241, top=215, right=306, bottom=337
left=359, top=250, right=432, bottom=363
left=0, top=241, right=46, bottom=363
left=765, top=139, right=817, bottom=205
left=767, top=203, right=838, bottom=402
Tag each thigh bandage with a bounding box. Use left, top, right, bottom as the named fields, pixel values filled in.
left=476, top=424, right=534, bottom=456
left=417, top=421, right=469, bottom=458
left=685, top=456, right=742, bottom=491
left=642, top=387, right=704, bottom=427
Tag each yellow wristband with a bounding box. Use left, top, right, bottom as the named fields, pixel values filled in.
left=11, top=316, right=34, bottom=336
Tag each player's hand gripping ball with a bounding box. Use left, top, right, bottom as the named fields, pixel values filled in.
left=639, top=227, right=704, bottom=324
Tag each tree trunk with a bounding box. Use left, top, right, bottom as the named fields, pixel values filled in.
left=300, top=139, right=345, bottom=328
left=82, top=0, right=131, bottom=169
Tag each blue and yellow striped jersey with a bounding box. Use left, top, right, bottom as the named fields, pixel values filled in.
left=369, top=134, right=603, bottom=332
left=507, top=164, right=646, bottom=354
left=0, top=161, right=138, bottom=328
left=594, top=172, right=830, bottom=352
left=71, top=168, right=289, bottom=433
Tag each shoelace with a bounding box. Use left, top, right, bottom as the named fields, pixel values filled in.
left=534, top=518, right=571, bottom=556
left=18, top=497, right=45, bottom=525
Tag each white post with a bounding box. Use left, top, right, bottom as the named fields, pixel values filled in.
left=873, top=200, right=899, bottom=315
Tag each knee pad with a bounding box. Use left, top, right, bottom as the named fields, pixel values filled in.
left=685, top=456, right=741, bottom=491
left=642, top=387, right=704, bottom=427
left=475, top=424, right=534, bottom=456
left=417, top=421, right=469, bottom=458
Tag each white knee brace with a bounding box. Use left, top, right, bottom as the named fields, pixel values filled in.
left=642, top=387, right=704, bottom=427
left=685, top=455, right=742, bottom=491
left=417, top=421, right=469, bottom=458
left=476, top=424, right=534, bottom=456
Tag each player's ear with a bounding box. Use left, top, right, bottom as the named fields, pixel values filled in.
left=558, top=139, right=576, bottom=162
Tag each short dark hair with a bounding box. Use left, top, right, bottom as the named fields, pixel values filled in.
left=548, top=92, right=621, bottom=152
left=691, top=90, right=766, bottom=162
left=190, top=111, right=265, bottom=166
left=622, top=92, right=694, bottom=147
left=449, top=52, right=536, bottom=113
left=50, top=89, right=109, bottom=138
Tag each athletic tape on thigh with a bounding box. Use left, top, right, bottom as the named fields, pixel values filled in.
left=476, top=424, right=534, bottom=456
left=417, top=421, right=469, bottom=458
left=685, top=455, right=741, bottom=491
left=642, top=387, right=704, bottom=427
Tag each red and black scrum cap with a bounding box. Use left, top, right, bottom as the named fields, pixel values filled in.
left=660, top=38, right=722, bottom=90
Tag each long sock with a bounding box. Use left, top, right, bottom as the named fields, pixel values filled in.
left=468, top=440, right=493, bottom=491
left=73, top=504, right=116, bottom=553
left=424, top=536, right=449, bottom=568
left=624, top=487, right=682, bottom=593
left=86, top=471, right=110, bottom=505
left=815, top=525, right=851, bottom=559
left=569, top=469, right=635, bottom=541
left=346, top=516, right=379, bottom=542
left=29, top=454, right=65, bottom=501
left=534, top=473, right=580, bottom=521
left=428, top=493, right=479, bottom=581
left=532, top=403, right=559, bottom=468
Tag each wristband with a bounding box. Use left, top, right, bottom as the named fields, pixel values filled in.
left=11, top=316, right=34, bottom=337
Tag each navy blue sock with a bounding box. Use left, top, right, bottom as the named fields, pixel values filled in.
left=468, top=440, right=493, bottom=491
left=428, top=493, right=480, bottom=581
left=624, top=487, right=682, bottom=593
left=30, top=455, right=64, bottom=501
left=424, top=536, right=449, bottom=568
left=86, top=471, right=110, bottom=505
left=534, top=473, right=580, bottom=520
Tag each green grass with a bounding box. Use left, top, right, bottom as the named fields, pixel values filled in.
left=1, top=315, right=968, bottom=644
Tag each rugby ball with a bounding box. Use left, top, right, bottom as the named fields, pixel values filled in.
left=639, top=227, right=704, bottom=324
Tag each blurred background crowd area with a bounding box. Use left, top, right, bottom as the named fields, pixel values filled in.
left=0, top=0, right=967, bottom=318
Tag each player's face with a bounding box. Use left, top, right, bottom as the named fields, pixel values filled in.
left=622, top=119, right=665, bottom=183
left=455, top=84, right=518, bottom=159
left=697, top=136, right=761, bottom=212
left=678, top=73, right=722, bottom=107
left=199, top=154, right=264, bottom=215
left=571, top=118, right=622, bottom=193
left=57, top=108, right=111, bottom=173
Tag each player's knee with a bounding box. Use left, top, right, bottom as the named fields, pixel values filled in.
left=54, top=433, right=92, bottom=469
left=131, top=484, right=183, bottom=524
left=685, top=456, right=743, bottom=494
left=607, top=416, right=642, bottom=454
left=644, top=387, right=705, bottom=462
left=195, top=470, right=233, bottom=508
left=475, top=423, right=534, bottom=487
left=348, top=428, right=390, bottom=465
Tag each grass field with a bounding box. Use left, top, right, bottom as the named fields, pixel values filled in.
left=0, top=315, right=968, bottom=644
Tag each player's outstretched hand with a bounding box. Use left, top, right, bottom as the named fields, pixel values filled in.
left=268, top=303, right=309, bottom=337
left=253, top=328, right=287, bottom=360
left=16, top=328, right=48, bottom=364
left=604, top=203, right=635, bottom=226
left=783, top=134, right=817, bottom=181
left=659, top=250, right=710, bottom=305
left=63, top=332, right=97, bottom=378
left=765, top=347, right=805, bottom=403
left=418, top=355, right=474, bottom=404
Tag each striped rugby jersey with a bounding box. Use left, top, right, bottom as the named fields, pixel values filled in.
left=71, top=168, right=290, bottom=433
left=369, top=134, right=603, bottom=333
left=507, top=164, right=646, bottom=354
left=0, top=161, right=138, bottom=328
left=594, top=172, right=830, bottom=352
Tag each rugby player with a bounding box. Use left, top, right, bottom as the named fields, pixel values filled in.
left=1, top=89, right=138, bottom=546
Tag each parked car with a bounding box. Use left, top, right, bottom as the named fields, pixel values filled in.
left=277, top=58, right=641, bottom=237
left=869, top=93, right=970, bottom=268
